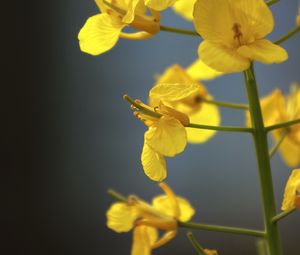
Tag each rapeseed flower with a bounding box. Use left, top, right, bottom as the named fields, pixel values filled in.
left=172, top=0, right=196, bottom=21
left=247, top=84, right=300, bottom=167
left=281, top=169, right=300, bottom=211
left=78, top=0, right=177, bottom=55
left=107, top=182, right=195, bottom=255
left=193, top=0, right=288, bottom=72
left=150, top=64, right=220, bottom=143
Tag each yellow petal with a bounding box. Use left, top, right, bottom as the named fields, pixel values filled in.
left=193, top=0, right=274, bottom=46
left=131, top=226, right=158, bottom=255
left=273, top=131, right=300, bottom=168
left=237, top=39, right=288, bottom=64
left=122, top=0, right=142, bottom=24
left=145, top=116, right=187, bottom=157
left=141, top=143, right=167, bottom=182
left=198, top=41, right=250, bottom=73
left=106, top=202, right=138, bottom=232
left=185, top=95, right=220, bottom=143
left=247, top=89, right=284, bottom=127
left=186, top=59, right=223, bottom=81
left=152, top=195, right=195, bottom=222
left=145, top=0, right=178, bottom=11
left=78, top=13, right=124, bottom=56
left=172, top=0, right=196, bottom=21
left=204, top=249, right=218, bottom=255
left=281, top=169, right=300, bottom=211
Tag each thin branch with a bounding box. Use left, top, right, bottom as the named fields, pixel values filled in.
left=269, top=129, right=288, bottom=158
left=265, top=118, right=300, bottom=132
left=201, top=98, right=249, bottom=110
left=188, top=123, right=253, bottom=133
left=266, top=0, right=280, bottom=6
left=274, top=26, right=300, bottom=45
left=160, top=25, right=199, bottom=36
left=187, top=232, right=207, bottom=255
left=272, top=207, right=296, bottom=223
left=107, top=189, right=127, bottom=202
left=179, top=221, right=265, bottom=237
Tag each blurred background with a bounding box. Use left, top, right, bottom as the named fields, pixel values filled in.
left=8, top=0, right=300, bottom=254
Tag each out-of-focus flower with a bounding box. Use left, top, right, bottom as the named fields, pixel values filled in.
left=107, top=182, right=195, bottom=255
left=297, top=5, right=300, bottom=26
left=281, top=169, right=300, bottom=211
left=247, top=84, right=300, bottom=167
left=129, top=97, right=189, bottom=181
left=204, top=249, right=219, bottom=255
left=193, top=0, right=288, bottom=73
left=172, top=0, right=197, bottom=21
left=150, top=64, right=220, bottom=143
left=186, top=59, right=223, bottom=81
left=78, top=0, right=177, bottom=55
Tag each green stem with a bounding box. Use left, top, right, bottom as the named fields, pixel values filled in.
left=266, top=118, right=300, bottom=132
left=201, top=98, right=249, bottom=110
left=269, top=129, right=287, bottom=158
left=244, top=65, right=282, bottom=255
left=272, top=207, right=296, bottom=223
left=107, top=189, right=127, bottom=202
left=179, top=221, right=265, bottom=237
left=187, top=232, right=207, bottom=255
left=257, top=239, right=268, bottom=255
left=188, top=123, right=253, bottom=133
left=160, top=25, right=199, bottom=36
left=266, top=0, right=280, bottom=6
left=274, top=26, right=300, bottom=45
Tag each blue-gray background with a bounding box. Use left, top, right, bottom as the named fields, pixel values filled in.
left=9, top=0, right=300, bottom=254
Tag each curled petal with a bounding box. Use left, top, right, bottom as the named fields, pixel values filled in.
left=186, top=59, right=222, bottom=81
left=281, top=169, right=300, bottom=211
left=145, top=0, right=178, bottom=11
left=141, top=143, right=167, bottom=182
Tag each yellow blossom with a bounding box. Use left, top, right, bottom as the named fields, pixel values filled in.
left=172, top=0, right=197, bottom=21
left=186, top=59, right=223, bottom=81
left=281, top=169, right=300, bottom=211
left=193, top=0, right=288, bottom=73
left=247, top=84, right=300, bottom=167
left=106, top=182, right=195, bottom=255
left=78, top=0, right=177, bottom=55
left=150, top=64, right=220, bottom=143
left=133, top=99, right=188, bottom=181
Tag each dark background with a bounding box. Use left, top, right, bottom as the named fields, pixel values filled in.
left=7, top=0, right=300, bottom=254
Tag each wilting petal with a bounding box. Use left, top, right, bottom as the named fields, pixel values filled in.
left=152, top=195, right=195, bottom=222
left=106, top=202, right=138, bottom=232
left=199, top=41, right=250, bottom=73
left=281, top=169, right=300, bottom=211
left=145, top=116, right=187, bottom=157
left=186, top=95, right=220, bottom=143
left=186, top=59, right=222, bottom=81
left=78, top=13, right=124, bottom=55
left=238, top=39, right=288, bottom=64
left=145, top=0, right=178, bottom=11
left=172, top=0, right=196, bottom=21
left=273, top=131, right=300, bottom=168
left=141, top=143, right=167, bottom=182
left=131, top=226, right=158, bottom=255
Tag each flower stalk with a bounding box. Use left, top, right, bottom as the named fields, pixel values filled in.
left=187, top=232, right=207, bottom=255
left=275, top=26, right=300, bottom=45
left=160, top=25, right=199, bottom=36
left=201, top=98, right=249, bottom=110
left=272, top=207, right=297, bottom=223
left=269, top=129, right=288, bottom=158
left=244, top=64, right=282, bottom=255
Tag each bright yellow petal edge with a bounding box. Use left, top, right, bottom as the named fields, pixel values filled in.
left=281, top=169, right=300, bottom=211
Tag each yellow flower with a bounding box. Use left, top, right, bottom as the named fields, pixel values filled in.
left=106, top=182, right=195, bottom=255
left=281, top=169, right=300, bottom=211
left=133, top=100, right=188, bottom=181
left=247, top=84, right=300, bottom=167
left=172, top=0, right=197, bottom=21
left=150, top=64, right=220, bottom=143
left=186, top=59, right=223, bottom=81
left=193, top=0, right=288, bottom=73
left=78, top=0, right=177, bottom=55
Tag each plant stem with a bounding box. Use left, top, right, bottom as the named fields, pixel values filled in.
left=272, top=207, right=296, bottom=223
left=107, top=189, right=127, bottom=202
left=201, top=98, right=249, bottom=110
left=266, top=118, right=300, bottom=132
left=256, top=239, right=268, bottom=255
left=274, top=26, right=300, bottom=45
left=160, top=25, right=199, bottom=36
left=243, top=65, right=282, bottom=255
left=269, top=129, right=287, bottom=158
left=188, top=123, right=253, bottom=133
left=187, top=232, right=207, bottom=255
left=179, top=221, right=265, bottom=237
left=266, top=0, right=280, bottom=6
